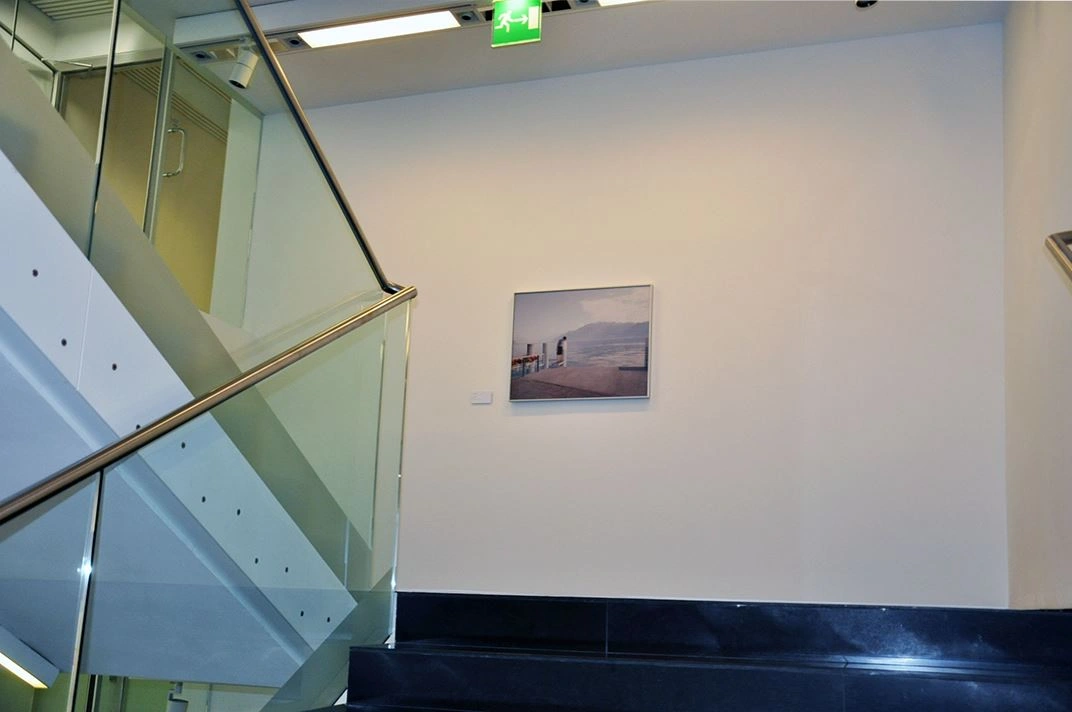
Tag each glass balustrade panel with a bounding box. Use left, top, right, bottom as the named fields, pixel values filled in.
left=77, top=307, right=404, bottom=712
left=0, top=477, right=99, bottom=712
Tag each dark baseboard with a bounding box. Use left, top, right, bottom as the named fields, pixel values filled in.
left=345, top=592, right=1072, bottom=712
left=394, top=591, right=1072, bottom=675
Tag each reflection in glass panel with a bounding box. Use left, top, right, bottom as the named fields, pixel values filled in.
left=151, top=58, right=237, bottom=312
left=16, top=0, right=120, bottom=147
left=0, top=477, right=98, bottom=712
left=1, top=0, right=12, bottom=48
left=11, top=41, right=53, bottom=98
left=90, top=678, right=276, bottom=712
left=79, top=4, right=165, bottom=232
left=59, top=68, right=109, bottom=156
left=0, top=0, right=116, bottom=255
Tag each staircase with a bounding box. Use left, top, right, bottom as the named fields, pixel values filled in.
left=346, top=593, right=1072, bottom=712
left=0, top=0, right=413, bottom=710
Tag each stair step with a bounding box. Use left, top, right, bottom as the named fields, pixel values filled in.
left=350, top=704, right=604, bottom=712
left=351, top=648, right=843, bottom=712
left=349, top=647, right=1072, bottom=712
left=395, top=593, right=1072, bottom=672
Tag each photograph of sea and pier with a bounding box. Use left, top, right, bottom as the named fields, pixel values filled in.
left=510, top=285, right=652, bottom=401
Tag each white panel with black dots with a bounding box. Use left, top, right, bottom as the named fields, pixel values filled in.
left=0, top=152, right=93, bottom=386
left=139, top=414, right=357, bottom=647
left=78, top=272, right=190, bottom=437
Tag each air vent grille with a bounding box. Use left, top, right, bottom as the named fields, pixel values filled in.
left=27, top=0, right=114, bottom=21
left=123, top=65, right=229, bottom=144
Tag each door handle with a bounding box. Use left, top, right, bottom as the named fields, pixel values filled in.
left=162, top=126, right=186, bottom=178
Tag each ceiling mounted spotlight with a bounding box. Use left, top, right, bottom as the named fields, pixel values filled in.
left=855, top=0, right=878, bottom=8
left=229, top=48, right=259, bottom=89
left=451, top=5, right=482, bottom=25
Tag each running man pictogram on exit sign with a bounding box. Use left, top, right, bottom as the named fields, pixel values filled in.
left=492, top=0, right=542, bottom=48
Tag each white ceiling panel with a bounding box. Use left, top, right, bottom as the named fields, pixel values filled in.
left=267, top=0, right=1007, bottom=108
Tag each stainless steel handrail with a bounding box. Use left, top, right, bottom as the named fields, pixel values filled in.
left=232, top=0, right=402, bottom=295
left=0, top=286, right=416, bottom=525
left=1046, top=231, right=1072, bottom=283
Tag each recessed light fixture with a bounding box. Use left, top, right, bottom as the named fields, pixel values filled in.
left=0, top=651, right=46, bottom=689
left=0, top=626, right=57, bottom=689
left=298, top=11, right=461, bottom=48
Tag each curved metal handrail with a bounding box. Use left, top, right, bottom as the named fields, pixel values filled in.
left=1046, top=231, right=1072, bottom=283
left=232, top=0, right=402, bottom=295
left=0, top=286, right=416, bottom=525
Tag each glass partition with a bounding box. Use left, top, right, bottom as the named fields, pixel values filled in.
left=84, top=0, right=385, bottom=392
left=0, top=6, right=109, bottom=254
left=2, top=0, right=389, bottom=403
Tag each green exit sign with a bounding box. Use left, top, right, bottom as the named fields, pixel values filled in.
left=492, top=0, right=542, bottom=48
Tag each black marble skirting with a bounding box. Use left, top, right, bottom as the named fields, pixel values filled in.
left=349, top=647, right=1072, bottom=712
left=344, top=593, right=1072, bottom=712
left=394, top=592, right=1072, bottom=675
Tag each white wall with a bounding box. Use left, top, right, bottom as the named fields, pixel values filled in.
left=312, top=24, right=1008, bottom=607
left=1004, top=3, right=1072, bottom=609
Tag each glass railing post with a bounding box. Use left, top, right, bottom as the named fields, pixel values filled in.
left=369, top=302, right=412, bottom=643
left=66, top=471, right=105, bottom=712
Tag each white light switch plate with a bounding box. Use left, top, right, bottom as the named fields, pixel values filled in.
left=470, top=391, right=493, bottom=405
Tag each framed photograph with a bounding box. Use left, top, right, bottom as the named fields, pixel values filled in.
left=510, top=285, right=652, bottom=401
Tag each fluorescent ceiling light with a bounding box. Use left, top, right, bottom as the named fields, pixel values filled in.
left=0, top=625, right=57, bottom=689
left=298, top=11, right=460, bottom=48
left=0, top=651, right=46, bottom=689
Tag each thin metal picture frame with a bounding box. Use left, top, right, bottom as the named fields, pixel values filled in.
left=509, top=284, right=653, bottom=402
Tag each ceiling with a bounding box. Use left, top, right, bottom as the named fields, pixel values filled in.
left=249, top=0, right=1008, bottom=109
